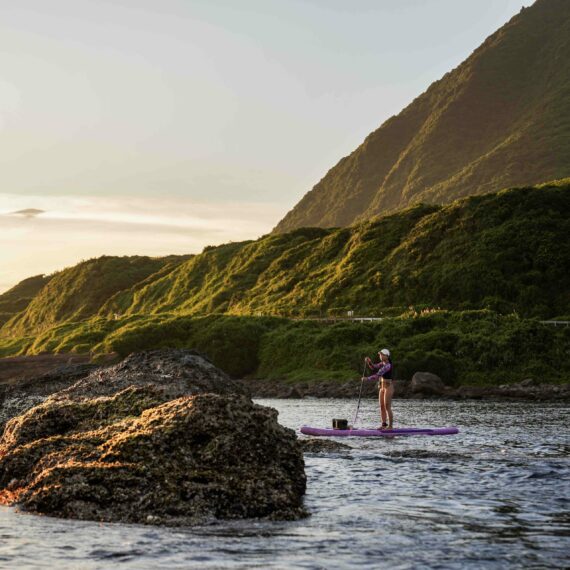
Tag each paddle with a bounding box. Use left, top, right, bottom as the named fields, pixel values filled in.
left=352, top=360, right=367, bottom=426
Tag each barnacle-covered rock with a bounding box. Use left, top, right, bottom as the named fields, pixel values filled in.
left=0, top=350, right=306, bottom=525
left=50, top=348, right=248, bottom=402
left=0, top=349, right=247, bottom=431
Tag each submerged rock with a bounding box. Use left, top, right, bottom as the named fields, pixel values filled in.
left=0, top=349, right=306, bottom=526
left=299, top=439, right=352, bottom=453
left=384, top=449, right=468, bottom=461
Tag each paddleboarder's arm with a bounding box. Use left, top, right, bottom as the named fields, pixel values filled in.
left=363, top=362, right=392, bottom=381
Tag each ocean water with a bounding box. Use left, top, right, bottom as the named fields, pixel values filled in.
left=0, top=399, right=568, bottom=569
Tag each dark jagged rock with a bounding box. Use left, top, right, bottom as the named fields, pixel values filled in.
left=248, top=378, right=410, bottom=399
left=51, top=349, right=248, bottom=403
left=0, top=349, right=306, bottom=526
left=450, top=381, right=570, bottom=401
left=411, top=372, right=446, bottom=396
left=1, top=348, right=246, bottom=431
left=0, top=362, right=99, bottom=431
left=245, top=377, right=570, bottom=401
left=284, top=386, right=303, bottom=399
left=453, top=385, right=489, bottom=400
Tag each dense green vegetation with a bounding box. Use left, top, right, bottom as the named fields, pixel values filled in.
left=256, top=311, right=570, bottom=385
left=26, top=182, right=570, bottom=323
left=1, top=182, right=568, bottom=348
left=1, top=311, right=567, bottom=385
left=0, top=274, right=52, bottom=327
left=275, top=0, right=570, bottom=232
left=1, top=182, right=568, bottom=386
left=2, top=255, right=190, bottom=336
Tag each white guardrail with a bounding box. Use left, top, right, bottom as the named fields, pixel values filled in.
left=298, top=317, right=570, bottom=326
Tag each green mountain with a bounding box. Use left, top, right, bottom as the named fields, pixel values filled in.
left=275, top=0, right=570, bottom=232
left=2, top=180, right=567, bottom=345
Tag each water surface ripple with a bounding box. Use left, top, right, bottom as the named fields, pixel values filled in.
left=0, top=400, right=568, bottom=569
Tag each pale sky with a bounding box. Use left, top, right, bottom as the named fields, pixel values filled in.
left=0, top=0, right=533, bottom=293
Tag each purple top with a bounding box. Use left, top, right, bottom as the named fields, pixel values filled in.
left=365, top=361, right=392, bottom=382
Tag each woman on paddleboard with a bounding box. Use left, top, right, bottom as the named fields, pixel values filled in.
left=363, top=348, right=394, bottom=429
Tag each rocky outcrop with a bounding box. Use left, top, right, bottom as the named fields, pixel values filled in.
left=247, top=378, right=380, bottom=399
left=0, top=362, right=99, bottom=431
left=411, top=372, right=447, bottom=396
left=0, top=349, right=306, bottom=526
left=50, top=349, right=248, bottom=402
left=0, top=349, right=247, bottom=431
left=454, top=379, right=570, bottom=400
left=246, top=376, right=570, bottom=401
left=248, top=377, right=411, bottom=399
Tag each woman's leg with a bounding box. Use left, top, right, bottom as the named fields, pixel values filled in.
left=384, top=383, right=394, bottom=428
left=379, top=385, right=387, bottom=426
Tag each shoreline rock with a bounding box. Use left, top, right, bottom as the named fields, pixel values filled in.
left=0, top=362, right=100, bottom=430
left=411, top=372, right=447, bottom=396
left=246, top=378, right=570, bottom=401
left=0, top=350, right=307, bottom=526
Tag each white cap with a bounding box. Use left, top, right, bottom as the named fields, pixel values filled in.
left=379, top=348, right=390, bottom=357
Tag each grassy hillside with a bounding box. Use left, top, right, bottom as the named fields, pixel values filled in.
left=2, top=255, right=191, bottom=337
left=93, top=181, right=569, bottom=321
left=1, top=181, right=568, bottom=389
left=1, top=181, right=568, bottom=344
left=0, top=275, right=52, bottom=327
left=275, top=0, right=570, bottom=232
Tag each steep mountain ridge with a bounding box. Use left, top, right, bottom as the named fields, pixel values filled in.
left=274, top=0, right=570, bottom=232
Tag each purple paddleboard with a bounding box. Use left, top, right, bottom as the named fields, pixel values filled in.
left=300, top=426, right=459, bottom=437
